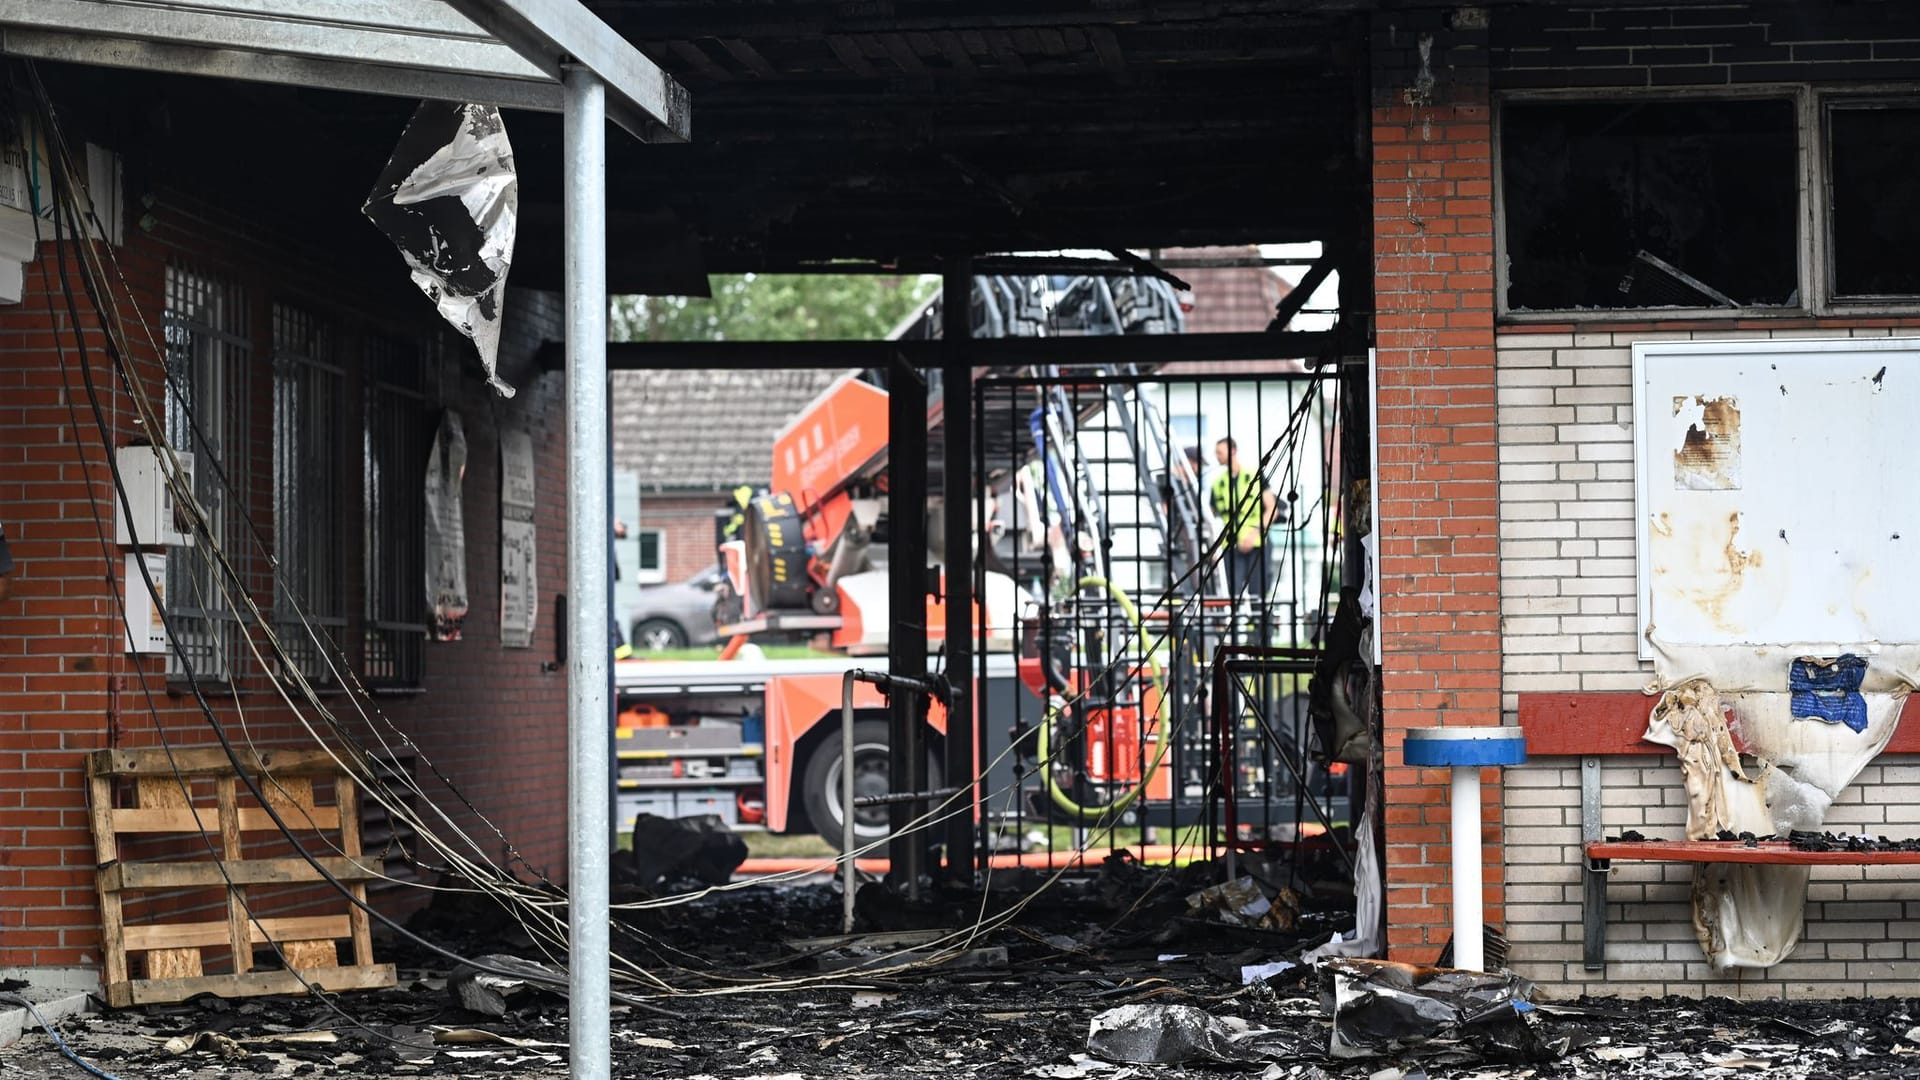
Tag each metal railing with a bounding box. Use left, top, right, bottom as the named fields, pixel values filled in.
left=967, top=366, right=1352, bottom=873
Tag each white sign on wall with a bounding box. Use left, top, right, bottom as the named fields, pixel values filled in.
left=1634, top=337, right=1920, bottom=660
left=500, top=428, right=538, bottom=649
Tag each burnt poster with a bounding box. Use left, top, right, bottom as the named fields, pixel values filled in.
left=500, top=428, right=537, bottom=649
left=426, top=411, right=469, bottom=641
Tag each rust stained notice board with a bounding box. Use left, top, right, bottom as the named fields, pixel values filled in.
left=1633, top=337, right=1920, bottom=658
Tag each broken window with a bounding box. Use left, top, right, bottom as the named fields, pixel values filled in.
left=1500, top=98, right=1799, bottom=312
left=1827, top=102, right=1920, bottom=300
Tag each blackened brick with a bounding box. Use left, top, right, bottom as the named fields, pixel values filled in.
left=1564, top=47, right=1635, bottom=67
left=1631, top=46, right=1713, bottom=65
left=1671, top=6, right=1766, bottom=28
left=1591, top=8, right=1674, bottom=31
left=1559, top=65, right=1651, bottom=88
left=1730, top=59, right=1920, bottom=84
left=1793, top=42, right=1875, bottom=62
left=1649, top=24, right=1770, bottom=48
left=1713, top=43, right=1792, bottom=63
left=1651, top=64, right=1733, bottom=86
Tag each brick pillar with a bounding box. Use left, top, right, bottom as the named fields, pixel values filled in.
left=1369, top=11, right=1503, bottom=962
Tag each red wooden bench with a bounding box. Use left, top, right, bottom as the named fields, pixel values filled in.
left=1518, top=693, right=1920, bottom=971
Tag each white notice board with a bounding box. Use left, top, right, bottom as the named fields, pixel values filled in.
left=1635, top=337, right=1920, bottom=659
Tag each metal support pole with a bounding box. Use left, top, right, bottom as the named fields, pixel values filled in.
left=940, top=258, right=975, bottom=882
left=563, top=65, right=610, bottom=1080
left=842, top=670, right=863, bottom=933
left=1403, top=727, right=1524, bottom=974
left=888, top=360, right=929, bottom=899
left=1449, top=765, right=1483, bottom=973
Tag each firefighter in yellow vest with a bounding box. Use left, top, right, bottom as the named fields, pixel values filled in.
left=721, top=485, right=754, bottom=542
left=1210, top=437, right=1276, bottom=597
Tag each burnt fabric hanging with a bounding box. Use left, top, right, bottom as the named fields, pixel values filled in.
left=426, top=411, right=470, bottom=642
left=365, top=102, right=519, bottom=397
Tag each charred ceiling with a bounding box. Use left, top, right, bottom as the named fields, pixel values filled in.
left=530, top=1, right=1373, bottom=272
left=31, top=2, right=1369, bottom=284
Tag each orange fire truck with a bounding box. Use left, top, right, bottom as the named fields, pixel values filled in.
left=612, top=368, right=1177, bottom=847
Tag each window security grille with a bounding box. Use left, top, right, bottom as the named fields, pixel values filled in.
left=162, top=265, right=250, bottom=683
left=272, top=304, right=347, bottom=685
left=362, top=336, right=430, bottom=689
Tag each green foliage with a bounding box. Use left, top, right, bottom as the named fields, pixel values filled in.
left=611, top=273, right=939, bottom=343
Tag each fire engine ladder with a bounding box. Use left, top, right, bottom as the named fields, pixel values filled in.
left=1030, top=370, right=1112, bottom=584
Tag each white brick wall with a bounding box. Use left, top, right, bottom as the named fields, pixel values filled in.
left=1495, top=326, right=1920, bottom=996
left=1505, top=755, right=1920, bottom=997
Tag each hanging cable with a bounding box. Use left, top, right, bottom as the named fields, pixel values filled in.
left=0, top=994, right=127, bottom=1080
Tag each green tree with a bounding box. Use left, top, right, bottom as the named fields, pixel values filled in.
left=611, top=273, right=939, bottom=342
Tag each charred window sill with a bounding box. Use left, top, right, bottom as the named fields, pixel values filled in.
left=1499, top=305, right=1806, bottom=324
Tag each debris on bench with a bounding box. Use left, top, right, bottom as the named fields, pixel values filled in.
left=1789, top=830, right=1920, bottom=854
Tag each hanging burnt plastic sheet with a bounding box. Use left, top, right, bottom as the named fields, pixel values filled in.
left=365, top=102, right=519, bottom=397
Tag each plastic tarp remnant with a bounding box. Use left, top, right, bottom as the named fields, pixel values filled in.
left=365, top=102, right=519, bottom=398
left=1642, top=678, right=1762, bottom=842
left=1086, top=1004, right=1290, bottom=1065
left=1186, top=876, right=1298, bottom=931
left=1319, top=958, right=1564, bottom=1063
left=1643, top=661, right=1913, bottom=968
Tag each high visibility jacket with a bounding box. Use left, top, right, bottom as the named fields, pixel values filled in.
left=1210, top=468, right=1267, bottom=548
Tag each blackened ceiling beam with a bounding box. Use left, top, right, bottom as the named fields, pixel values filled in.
left=588, top=0, right=1878, bottom=39
left=541, top=329, right=1336, bottom=372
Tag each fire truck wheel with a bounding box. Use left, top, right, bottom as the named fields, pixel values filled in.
left=803, top=719, right=938, bottom=851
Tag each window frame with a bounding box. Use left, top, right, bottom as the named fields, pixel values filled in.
left=1816, top=89, right=1920, bottom=310
left=635, top=527, right=667, bottom=585
left=1493, top=84, right=1817, bottom=323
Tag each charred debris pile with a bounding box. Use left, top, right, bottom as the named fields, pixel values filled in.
left=20, top=851, right=1920, bottom=1079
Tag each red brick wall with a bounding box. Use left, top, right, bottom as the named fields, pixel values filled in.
left=641, top=493, right=726, bottom=583
left=0, top=192, right=573, bottom=972
left=1370, top=11, right=1504, bottom=962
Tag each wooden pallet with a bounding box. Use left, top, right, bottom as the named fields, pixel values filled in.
left=87, top=747, right=397, bottom=1007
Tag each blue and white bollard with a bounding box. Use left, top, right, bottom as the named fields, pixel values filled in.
left=1402, top=726, right=1528, bottom=972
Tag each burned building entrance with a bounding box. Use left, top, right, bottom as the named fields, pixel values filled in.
left=972, top=364, right=1359, bottom=880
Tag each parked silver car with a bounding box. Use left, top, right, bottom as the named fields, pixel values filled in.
left=627, top=564, right=725, bottom=652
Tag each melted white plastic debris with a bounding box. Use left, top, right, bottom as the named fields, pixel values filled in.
left=1643, top=648, right=1917, bottom=968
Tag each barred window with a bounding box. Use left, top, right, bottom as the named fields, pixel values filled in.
left=162, top=265, right=250, bottom=683
left=272, top=304, right=346, bottom=684
left=363, top=337, right=430, bottom=689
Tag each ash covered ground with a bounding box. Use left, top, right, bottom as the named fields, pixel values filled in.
left=11, top=857, right=1920, bottom=1080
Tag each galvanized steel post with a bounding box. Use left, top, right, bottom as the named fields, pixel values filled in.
left=563, top=64, right=611, bottom=1080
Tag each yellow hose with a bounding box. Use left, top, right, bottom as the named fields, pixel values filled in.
left=1036, top=576, right=1171, bottom=822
